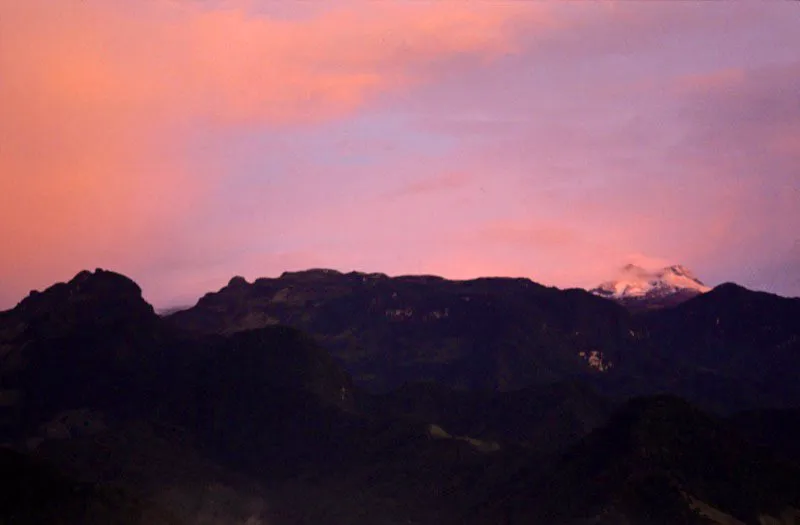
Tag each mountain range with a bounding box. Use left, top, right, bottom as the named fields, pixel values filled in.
left=167, top=267, right=800, bottom=412
left=1, top=267, right=799, bottom=524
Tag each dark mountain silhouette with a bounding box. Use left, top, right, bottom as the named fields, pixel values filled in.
left=0, top=269, right=546, bottom=523
left=167, top=269, right=642, bottom=393
left=2, top=269, right=799, bottom=524
left=167, top=268, right=800, bottom=412
left=0, top=269, right=166, bottom=437
left=635, top=283, right=800, bottom=411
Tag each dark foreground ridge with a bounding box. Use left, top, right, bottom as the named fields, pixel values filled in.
left=1, top=268, right=799, bottom=524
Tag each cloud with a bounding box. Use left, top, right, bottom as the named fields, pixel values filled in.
left=0, top=0, right=543, bottom=307
left=674, top=68, right=745, bottom=94
left=623, top=254, right=674, bottom=273
left=678, top=63, right=800, bottom=162
left=1, top=0, right=536, bottom=125
left=673, top=62, right=800, bottom=257
left=1, top=1, right=797, bottom=307
left=386, top=172, right=472, bottom=199
left=746, top=241, right=800, bottom=298
left=477, top=221, right=579, bottom=249
left=374, top=6, right=800, bottom=294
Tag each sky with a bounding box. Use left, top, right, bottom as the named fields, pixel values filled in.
left=1, top=0, right=799, bottom=309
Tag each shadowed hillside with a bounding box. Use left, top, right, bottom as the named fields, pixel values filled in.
left=168, top=269, right=800, bottom=412
left=469, top=396, right=800, bottom=525
left=1, top=269, right=799, bottom=524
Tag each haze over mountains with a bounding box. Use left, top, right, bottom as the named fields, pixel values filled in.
left=1, top=267, right=799, bottom=524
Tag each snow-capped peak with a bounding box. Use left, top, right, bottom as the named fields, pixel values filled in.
left=591, top=264, right=710, bottom=301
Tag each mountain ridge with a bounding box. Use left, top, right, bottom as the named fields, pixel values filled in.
left=164, top=266, right=800, bottom=412
left=2, top=268, right=800, bottom=525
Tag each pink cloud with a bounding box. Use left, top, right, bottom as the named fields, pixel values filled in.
left=674, top=68, right=745, bottom=94
left=386, top=172, right=472, bottom=199
left=1, top=1, right=538, bottom=124
left=1, top=1, right=797, bottom=308
left=0, top=0, right=546, bottom=307
left=477, top=221, right=580, bottom=249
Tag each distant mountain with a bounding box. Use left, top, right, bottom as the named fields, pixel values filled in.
left=156, top=305, right=192, bottom=317
left=591, top=264, right=711, bottom=311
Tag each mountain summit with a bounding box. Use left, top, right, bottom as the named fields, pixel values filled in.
left=591, top=264, right=710, bottom=311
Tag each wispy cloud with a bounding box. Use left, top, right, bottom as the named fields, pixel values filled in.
left=385, top=172, right=473, bottom=199
left=674, top=68, right=745, bottom=94
left=0, top=0, right=543, bottom=306
left=477, top=221, right=579, bottom=249
left=0, top=1, right=798, bottom=307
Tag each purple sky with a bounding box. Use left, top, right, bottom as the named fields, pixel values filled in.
left=1, top=1, right=798, bottom=309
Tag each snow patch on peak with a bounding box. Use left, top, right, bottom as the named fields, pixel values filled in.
left=658, top=266, right=710, bottom=293
left=591, top=264, right=710, bottom=301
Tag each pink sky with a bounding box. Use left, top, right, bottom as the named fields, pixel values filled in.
left=1, top=1, right=798, bottom=309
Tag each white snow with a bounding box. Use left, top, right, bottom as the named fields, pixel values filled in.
left=592, top=264, right=710, bottom=300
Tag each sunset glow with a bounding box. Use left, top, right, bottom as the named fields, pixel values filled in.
left=1, top=0, right=798, bottom=308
